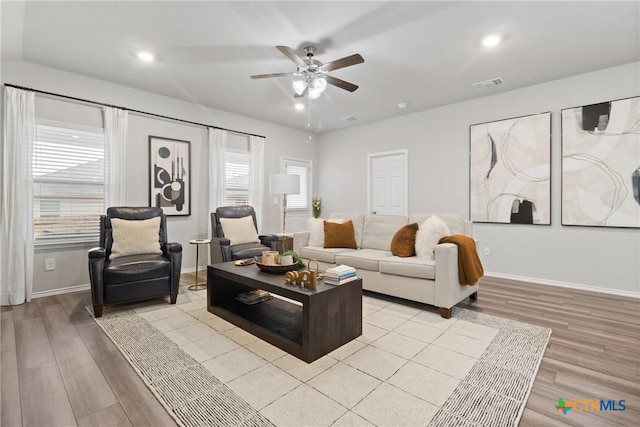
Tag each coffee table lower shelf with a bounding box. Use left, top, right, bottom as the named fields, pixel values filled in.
left=209, top=297, right=304, bottom=358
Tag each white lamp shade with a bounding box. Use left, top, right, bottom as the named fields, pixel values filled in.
left=269, top=173, right=300, bottom=195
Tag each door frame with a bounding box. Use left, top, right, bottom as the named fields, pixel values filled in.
left=367, top=149, right=408, bottom=216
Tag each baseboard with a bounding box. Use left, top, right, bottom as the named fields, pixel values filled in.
left=32, top=283, right=91, bottom=299
left=29, top=268, right=200, bottom=300
left=484, top=271, right=640, bottom=299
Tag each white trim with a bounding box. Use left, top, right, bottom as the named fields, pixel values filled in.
left=484, top=271, right=640, bottom=299
left=367, top=149, right=408, bottom=216
left=31, top=283, right=91, bottom=299
left=19, top=268, right=201, bottom=303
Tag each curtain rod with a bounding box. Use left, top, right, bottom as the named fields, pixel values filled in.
left=3, top=83, right=266, bottom=139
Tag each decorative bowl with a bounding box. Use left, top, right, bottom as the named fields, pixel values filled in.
left=254, top=257, right=299, bottom=274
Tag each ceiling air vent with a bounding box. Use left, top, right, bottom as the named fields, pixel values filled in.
left=339, top=116, right=359, bottom=122
left=472, top=77, right=505, bottom=91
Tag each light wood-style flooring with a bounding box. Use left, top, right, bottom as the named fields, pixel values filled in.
left=1, top=274, right=638, bottom=426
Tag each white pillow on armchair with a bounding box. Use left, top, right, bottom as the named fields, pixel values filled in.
left=220, top=215, right=261, bottom=245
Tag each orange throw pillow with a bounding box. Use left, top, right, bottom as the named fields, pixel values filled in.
left=390, top=223, right=418, bottom=257
left=323, top=220, right=358, bottom=249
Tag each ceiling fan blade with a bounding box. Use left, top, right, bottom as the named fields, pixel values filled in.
left=276, top=46, right=308, bottom=69
left=325, top=75, right=359, bottom=92
left=250, top=72, right=295, bottom=79
left=321, top=54, right=364, bottom=72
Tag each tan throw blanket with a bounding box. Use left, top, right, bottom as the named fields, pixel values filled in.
left=439, top=235, right=484, bottom=285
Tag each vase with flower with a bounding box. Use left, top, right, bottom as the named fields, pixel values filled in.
left=312, top=197, right=322, bottom=218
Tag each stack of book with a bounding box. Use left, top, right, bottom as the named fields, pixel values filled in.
left=324, top=264, right=358, bottom=285
left=235, top=289, right=272, bottom=305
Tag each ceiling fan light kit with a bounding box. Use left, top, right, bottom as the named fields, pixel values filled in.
left=251, top=45, right=364, bottom=99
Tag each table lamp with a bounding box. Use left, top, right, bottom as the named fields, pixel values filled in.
left=269, top=173, right=300, bottom=235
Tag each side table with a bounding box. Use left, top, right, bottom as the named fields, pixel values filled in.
left=189, top=239, right=211, bottom=291
left=277, top=234, right=293, bottom=253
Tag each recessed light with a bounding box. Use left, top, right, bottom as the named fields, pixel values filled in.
left=481, top=34, right=502, bottom=48
left=137, top=51, right=155, bottom=62
left=71, top=135, right=80, bottom=139
left=294, top=103, right=305, bottom=111
left=397, top=102, right=408, bottom=109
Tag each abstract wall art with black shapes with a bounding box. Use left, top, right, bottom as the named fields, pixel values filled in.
left=470, top=112, right=552, bottom=225
left=561, top=96, right=640, bottom=228
left=148, top=136, right=191, bottom=216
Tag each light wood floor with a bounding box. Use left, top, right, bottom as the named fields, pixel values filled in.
left=1, top=274, right=638, bottom=426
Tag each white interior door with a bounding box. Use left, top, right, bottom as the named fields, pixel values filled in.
left=368, top=149, right=408, bottom=215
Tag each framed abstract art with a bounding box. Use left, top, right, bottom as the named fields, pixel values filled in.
left=470, top=112, right=552, bottom=225
left=148, top=136, right=191, bottom=216
left=561, top=96, right=639, bottom=228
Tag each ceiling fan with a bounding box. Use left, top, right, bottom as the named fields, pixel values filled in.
left=251, top=46, right=364, bottom=99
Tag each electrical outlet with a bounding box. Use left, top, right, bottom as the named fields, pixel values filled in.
left=483, top=247, right=491, bottom=256
left=45, top=258, right=56, bottom=271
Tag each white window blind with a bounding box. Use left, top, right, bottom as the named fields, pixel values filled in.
left=33, top=123, right=105, bottom=243
left=283, top=159, right=311, bottom=210
left=225, top=150, right=250, bottom=206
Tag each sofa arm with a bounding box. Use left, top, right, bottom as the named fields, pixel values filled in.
left=293, top=231, right=310, bottom=253
left=433, top=243, right=479, bottom=310
left=88, top=247, right=106, bottom=306
left=210, top=237, right=231, bottom=264
left=259, top=234, right=279, bottom=251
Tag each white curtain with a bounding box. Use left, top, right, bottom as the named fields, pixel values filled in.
left=249, top=135, right=265, bottom=231
left=209, top=128, right=227, bottom=237
left=103, top=107, right=128, bottom=207
left=0, top=87, right=35, bottom=306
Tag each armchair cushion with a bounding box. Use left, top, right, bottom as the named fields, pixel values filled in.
left=219, top=215, right=261, bottom=245
left=109, top=217, right=162, bottom=260
left=104, top=253, right=171, bottom=284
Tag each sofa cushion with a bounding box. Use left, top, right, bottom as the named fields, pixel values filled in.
left=110, top=217, right=162, bottom=260
left=415, top=216, right=451, bottom=260
left=330, top=212, right=365, bottom=248
left=105, top=253, right=171, bottom=283
left=361, top=215, right=408, bottom=251
left=299, top=247, right=356, bottom=263
left=379, top=256, right=436, bottom=280
left=308, top=217, right=345, bottom=247
left=335, top=248, right=392, bottom=272
left=409, top=213, right=466, bottom=235
left=390, top=223, right=418, bottom=257
left=324, top=220, right=358, bottom=249
left=219, top=215, right=260, bottom=245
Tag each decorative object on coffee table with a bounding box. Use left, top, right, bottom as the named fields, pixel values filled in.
left=254, top=257, right=299, bottom=274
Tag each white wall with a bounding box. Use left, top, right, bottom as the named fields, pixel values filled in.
left=317, top=62, right=640, bottom=295
left=2, top=61, right=317, bottom=295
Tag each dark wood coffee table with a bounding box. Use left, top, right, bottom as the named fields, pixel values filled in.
left=207, top=262, right=362, bottom=363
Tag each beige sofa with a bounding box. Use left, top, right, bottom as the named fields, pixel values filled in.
left=293, top=212, right=480, bottom=318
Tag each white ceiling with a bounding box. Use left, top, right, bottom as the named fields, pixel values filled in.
left=2, top=1, right=639, bottom=133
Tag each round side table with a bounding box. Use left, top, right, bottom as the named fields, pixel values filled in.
left=189, top=239, right=211, bottom=291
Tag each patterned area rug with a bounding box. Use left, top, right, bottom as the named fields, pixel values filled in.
left=89, top=290, right=550, bottom=427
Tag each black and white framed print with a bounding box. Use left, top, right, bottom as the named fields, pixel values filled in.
left=561, top=96, right=640, bottom=228
left=470, top=112, right=552, bottom=225
left=148, top=136, right=191, bottom=216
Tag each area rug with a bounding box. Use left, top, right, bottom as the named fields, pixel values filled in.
left=89, top=291, right=550, bottom=427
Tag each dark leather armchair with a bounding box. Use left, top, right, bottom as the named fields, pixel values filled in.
left=88, top=207, right=182, bottom=317
left=210, top=206, right=279, bottom=263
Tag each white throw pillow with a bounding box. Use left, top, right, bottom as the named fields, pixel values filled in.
left=415, top=216, right=451, bottom=260
left=110, top=217, right=162, bottom=260
left=220, top=215, right=260, bottom=245
left=307, top=217, right=345, bottom=247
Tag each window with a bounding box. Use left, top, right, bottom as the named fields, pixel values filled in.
left=225, top=149, right=250, bottom=206
left=282, top=157, right=312, bottom=210
left=33, top=123, right=105, bottom=243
